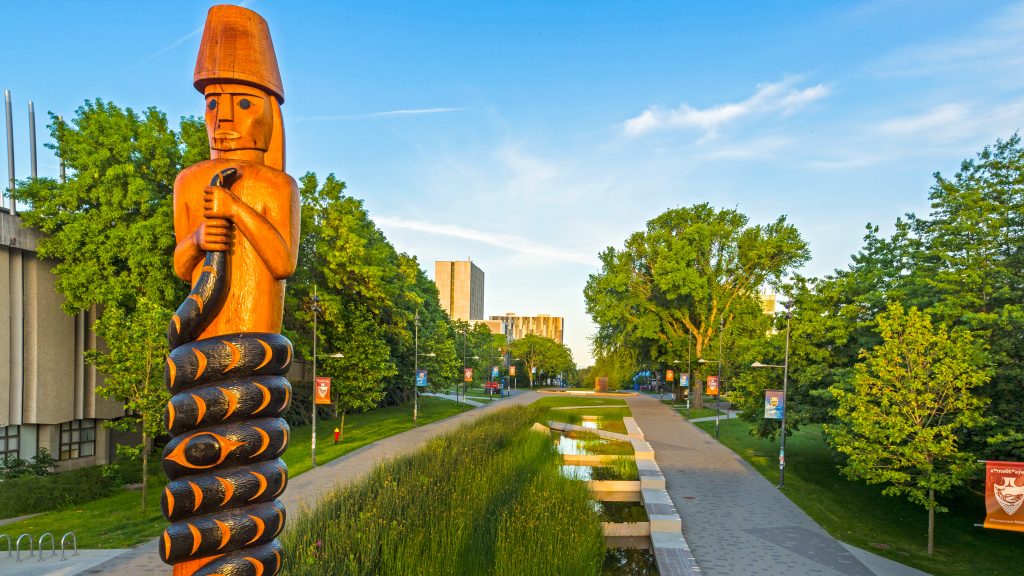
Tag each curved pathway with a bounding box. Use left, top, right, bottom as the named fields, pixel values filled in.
left=626, top=394, right=929, bottom=576
left=78, top=391, right=540, bottom=575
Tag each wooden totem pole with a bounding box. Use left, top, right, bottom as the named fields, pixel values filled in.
left=160, top=5, right=299, bottom=575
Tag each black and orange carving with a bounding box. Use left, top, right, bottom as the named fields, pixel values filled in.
left=161, top=5, right=299, bottom=576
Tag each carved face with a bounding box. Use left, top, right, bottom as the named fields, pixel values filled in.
left=204, top=83, right=273, bottom=152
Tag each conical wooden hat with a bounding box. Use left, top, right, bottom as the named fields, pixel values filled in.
left=194, top=5, right=284, bottom=103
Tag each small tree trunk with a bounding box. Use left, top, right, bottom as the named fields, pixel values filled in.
left=141, top=432, right=150, bottom=511
left=927, top=488, right=935, bottom=556
left=693, top=378, right=705, bottom=410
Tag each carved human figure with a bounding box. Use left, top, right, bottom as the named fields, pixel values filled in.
left=160, top=6, right=298, bottom=576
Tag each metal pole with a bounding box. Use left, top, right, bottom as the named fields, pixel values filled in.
left=461, top=327, right=466, bottom=405
left=311, top=287, right=318, bottom=468
left=58, top=116, right=66, bottom=184
left=687, top=333, right=692, bottom=415
left=28, top=101, right=37, bottom=179
left=414, top=309, right=419, bottom=423
left=780, top=308, right=792, bottom=488
left=5, top=90, right=15, bottom=213
left=716, top=317, right=723, bottom=438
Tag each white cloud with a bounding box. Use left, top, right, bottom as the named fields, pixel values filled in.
left=623, top=77, right=829, bottom=138
left=374, top=216, right=599, bottom=267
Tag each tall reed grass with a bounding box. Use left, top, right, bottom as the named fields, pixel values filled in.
left=282, top=406, right=605, bottom=575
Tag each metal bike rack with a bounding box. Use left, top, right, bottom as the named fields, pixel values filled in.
left=0, top=534, right=11, bottom=558
left=60, top=532, right=78, bottom=561
left=38, top=532, right=55, bottom=562
left=15, top=533, right=33, bottom=562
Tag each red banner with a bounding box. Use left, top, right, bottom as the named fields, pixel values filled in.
left=510, top=365, right=516, bottom=377
left=464, top=367, right=474, bottom=382
left=984, top=461, right=1024, bottom=532
left=706, top=376, right=719, bottom=395
left=666, top=369, right=675, bottom=382
left=314, top=376, right=332, bottom=405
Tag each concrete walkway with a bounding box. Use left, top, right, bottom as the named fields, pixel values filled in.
left=72, top=391, right=541, bottom=576
left=625, top=394, right=930, bottom=576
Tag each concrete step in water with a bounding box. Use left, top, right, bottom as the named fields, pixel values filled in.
left=623, top=417, right=645, bottom=439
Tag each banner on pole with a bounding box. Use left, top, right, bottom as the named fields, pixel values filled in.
left=464, top=367, right=473, bottom=382
left=764, top=389, right=784, bottom=419
left=706, top=376, right=719, bottom=395
left=491, top=366, right=500, bottom=380
left=666, top=369, right=675, bottom=382
left=680, top=374, right=690, bottom=388
left=510, top=365, right=516, bottom=377
left=314, top=377, right=332, bottom=405
left=983, top=461, right=1024, bottom=532
left=415, top=369, right=428, bottom=388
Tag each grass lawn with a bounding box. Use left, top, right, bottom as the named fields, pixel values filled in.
left=534, top=396, right=627, bottom=409
left=660, top=401, right=724, bottom=419
left=0, top=396, right=471, bottom=549
left=695, top=418, right=1020, bottom=576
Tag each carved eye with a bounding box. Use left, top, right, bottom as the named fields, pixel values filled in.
left=208, top=99, right=217, bottom=111
left=238, top=98, right=251, bottom=110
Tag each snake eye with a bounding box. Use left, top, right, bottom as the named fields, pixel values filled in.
left=238, top=98, right=251, bottom=110
left=208, top=99, right=217, bottom=111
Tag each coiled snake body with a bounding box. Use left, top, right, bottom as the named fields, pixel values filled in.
left=161, top=168, right=292, bottom=575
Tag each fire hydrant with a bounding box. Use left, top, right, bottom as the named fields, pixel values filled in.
left=334, top=428, right=340, bottom=444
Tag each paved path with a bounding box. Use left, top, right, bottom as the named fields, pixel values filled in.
left=75, top=391, right=539, bottom=576
left=625, top=394, right=930, bottom=576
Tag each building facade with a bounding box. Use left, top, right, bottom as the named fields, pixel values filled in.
left=1, top=210, right=125, bottom=470
left=489, top=313, right=564, bottom=345
left=434, top=260, right=484, bottom=321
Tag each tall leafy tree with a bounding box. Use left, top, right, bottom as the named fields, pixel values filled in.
left=12, top=101, right=206, bottom=509
left=584, top=203, right=808, bottom=407
left=826, top=303, right=989, bottom=556
left=509, top=334, right=575, bottom=387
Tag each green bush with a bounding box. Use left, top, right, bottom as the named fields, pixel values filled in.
left=283, top=406, right=606, bottom=575
left=0, top=465, right=120, bottom=519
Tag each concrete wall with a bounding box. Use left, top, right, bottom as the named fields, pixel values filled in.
left=0, top=210, right=125, bottom=467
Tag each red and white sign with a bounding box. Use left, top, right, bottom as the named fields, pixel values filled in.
left=706, top=376, right=719, bottom=395
left=314, top=377, right=332, bottom=405
left=984, top=460, right=1024, bottom=532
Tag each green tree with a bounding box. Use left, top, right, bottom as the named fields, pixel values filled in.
left=509, top=334, right=576, bottom=387
left=11, top=101, right=206, bottom=509
left=86, top=299, right=170, bottom=509
left=585, top=203, right=808, bottom=407
left=826, top=303, right=989, bottom=555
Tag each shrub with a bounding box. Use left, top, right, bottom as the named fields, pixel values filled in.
left=0, top=465, right=119, bottom=519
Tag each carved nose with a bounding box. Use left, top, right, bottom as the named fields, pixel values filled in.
left=218, top=94, right=234, bottom=124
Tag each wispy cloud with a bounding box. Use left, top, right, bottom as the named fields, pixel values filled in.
left=870, top=2, right=1024, bottom=78
left=623, top=77, right=829, bottom=138
left=122, top=0, right=256, bottom=74
left=294, top=107, right=464, bottom=122
left=374, top=216, right=598, bottom=266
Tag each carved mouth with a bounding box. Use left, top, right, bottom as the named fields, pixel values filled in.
left=215, top=131, right=240, bottom=139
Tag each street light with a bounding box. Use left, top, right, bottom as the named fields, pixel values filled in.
left=699, top=321, right=725, bottom=439
left=412, top=309, right=436, bottom=423
left=751, top=303, right=793, bottom=488
left=306, top=290, right=322, bottom=468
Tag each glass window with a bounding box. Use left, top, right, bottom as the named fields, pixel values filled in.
left=0, top=425, right=20, bottom=460
left=59, top=419, right=96, bottom=460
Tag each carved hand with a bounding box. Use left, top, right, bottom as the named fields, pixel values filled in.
left=203, top=185, right=240, bottom=220
left=196, top=218, right=232, bottom=252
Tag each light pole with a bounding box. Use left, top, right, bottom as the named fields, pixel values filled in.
left=752, top=302, right=792, bottom=488
left=307, top=289, right=322, bottom=468
left=698, top=319, right=725, bottom=438
left=412, top=310, right=435, bottom=423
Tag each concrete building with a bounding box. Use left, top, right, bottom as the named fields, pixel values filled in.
left=472, top=319, right=506, bottom=335
left=434, top=260, right=484, bottom=321
left=1, top=210, right=125, bottom=470
left=489, top=313, right=564, bottom=345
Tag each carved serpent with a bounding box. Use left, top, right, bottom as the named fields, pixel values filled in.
left=161, top=168, right=293, bottom=575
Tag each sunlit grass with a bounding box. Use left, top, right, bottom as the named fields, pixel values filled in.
left=697, top=418, right=1020, bottom=576
left=0, top=397, right=471, bottom=549
left=283, top=406, right=605, bottom=575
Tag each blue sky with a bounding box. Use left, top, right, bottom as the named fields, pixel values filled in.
left=3, top=1, right=1023, bottom=365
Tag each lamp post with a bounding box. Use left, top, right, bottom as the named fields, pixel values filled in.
left=307, top=289, right=322, bottom=468
left=412, top=310, right=435, bottom=423
left=752, top=302, right=793, bottom=488
left=698, top=318, right=725, bottom=438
